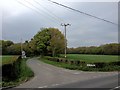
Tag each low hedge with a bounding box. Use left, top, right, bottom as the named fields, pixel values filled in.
left=45, top=56, right=120, bottom=69
left=2, top=56, right=34, bottom=87
left=2, top=56, right=21, bottom=81
left=41, top=57, right=120, bottom=71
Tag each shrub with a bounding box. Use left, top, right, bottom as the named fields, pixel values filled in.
left=94, top=62, right=106, bottom=68
left=2, top=56, right=21, bottom=81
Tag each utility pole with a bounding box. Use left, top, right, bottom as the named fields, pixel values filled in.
left=61, top=23, right=70, bottom=58
left=21, top=38, right=23, bottom=56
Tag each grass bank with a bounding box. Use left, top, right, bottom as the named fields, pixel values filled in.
left=2, top=56, right=34, bottom=87
left=1, top=56, right=19, bottom=66
left=39, top=55, right=120, bottom=71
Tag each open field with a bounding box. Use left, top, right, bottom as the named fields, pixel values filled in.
left=1, top=55, right=19, bottom=66
left=60, top=54, right=118, bottom=63
left=41, top=54, right=120, bottom=71
left=40, top=57, right=120, bottom=71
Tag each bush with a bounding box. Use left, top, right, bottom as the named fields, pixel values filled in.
left=94, top=62, right=106, bottom=68
left=2, top=57, right=34, bottom=87
left=44, top=56, right=120, bottom=71
left=2, top=56, right=21, bottom=81
left=109, top=61, right=120, bottom=66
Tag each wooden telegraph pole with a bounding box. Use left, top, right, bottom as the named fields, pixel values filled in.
left=61, top=23, right=70, bottom=58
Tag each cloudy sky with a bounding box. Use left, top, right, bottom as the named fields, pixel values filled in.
left=0, top=0, right=119, bottom=47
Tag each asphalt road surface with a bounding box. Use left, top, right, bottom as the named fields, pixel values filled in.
left=15, top=58, right=119, bottom=89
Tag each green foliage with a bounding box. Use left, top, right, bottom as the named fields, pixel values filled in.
left=40, top=56, right=120, bottom=71
left=2, top=40, right=33, bottom=56
left=67, top=43, right=120, bottom=55
left=48, top=28, right=65, bottom=56
left=60, top=54, right=118, bottom=63
left=101, top=43, right=119, bottom=55
left=1, top=40, right=14, bottom=55
left=1, top=56, right=19, bottom=66
left=1, top=33, right=119, bottom=56
left=7, top=43, right=21, bottom=55
left=19, top=58, right=34, bottom=78
left=31, top=28, right=65, bottom=56
left=22, top=41, right=32, bottom=56
left=2, top=56, right=21, bottom=81
left=2, top=57, right=34, bottom=87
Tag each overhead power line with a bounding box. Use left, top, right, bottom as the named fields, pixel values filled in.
left=33, top=0, right=64, bottom=23
left=16, top=0, right=62, bottom=25
left=23, top=0, right=62, bottom=24
left=15, top=0, right=58, bottom=27
left=48, top=0, right=117, bottom=25
left=16, top=0, right=41, bottom=15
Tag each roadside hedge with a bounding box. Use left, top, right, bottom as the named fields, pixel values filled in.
left=2, top=56, right=21, bottom=81
left=45, top=56, right=120, bottom=69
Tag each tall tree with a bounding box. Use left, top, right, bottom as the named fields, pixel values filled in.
left=31, top=28, right=65, bottom=56
left=48, top=28, right=65, bottom=56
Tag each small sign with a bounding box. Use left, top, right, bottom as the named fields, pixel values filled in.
left=22, top=50, right=26, bottom=58
left=87, top=64, right=95, bottom=67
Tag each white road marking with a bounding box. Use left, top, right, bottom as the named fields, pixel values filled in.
left=110, top=86, right=120, bottom=90
left=38, top=87, right=43, bottom=88
left=38, top=86, right=48, bottom=88
left=114, top=86, right=120, bottom=89
left=51, top=84, right=60, bottom=86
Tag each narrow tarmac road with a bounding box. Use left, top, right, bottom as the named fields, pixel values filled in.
left=15, top=58, right=119, bottom=89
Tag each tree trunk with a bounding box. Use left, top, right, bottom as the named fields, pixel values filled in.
left=52, top=48, right=55, bottom=57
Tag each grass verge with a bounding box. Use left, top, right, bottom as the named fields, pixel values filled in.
left=1, top=56, right=19, bottom=66
left=2, top=58, right=34, bottom=87
left=40, top=56, right=120, bottom=72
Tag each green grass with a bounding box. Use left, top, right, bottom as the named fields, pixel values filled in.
left=19, top=58, right=34, bottom=79
left=2, top=57, right=34, bottom=87
left=40, top=57, right=78, bottom=70
left=1, top=55, right=19, bottom=66
left=40, top=57, right=120, bottom=71
left=60, top=54, right=118, bottom=63
left=39, top=54, right=120, bottom=71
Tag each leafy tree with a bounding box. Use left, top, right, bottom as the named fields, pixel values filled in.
left=48, top=28, right=65, bottom=56
left=100, top=43, right=119, bottom=55
left=23, top=41, right=31, bottom=56
left=31, top=28, right=65, bottom=56
left=29, top=39, right=38, bottom=55
left=2, top=40, right=14, bottom=54
left=7, top=43, right=21, bottom=55
left=31, top=28, right=50, bottom=55
left=0, top=40, right=2, bottom=55
left=67, top=43, right=119, bottom=55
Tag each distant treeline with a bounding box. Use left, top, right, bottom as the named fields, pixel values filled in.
left=1, top=40, right=120, bottom=55
left=67, top=43, right=120, bottom=55
left=1, top=28, right=66, bottom=56
left=1, top=40, right=33, bottom=56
